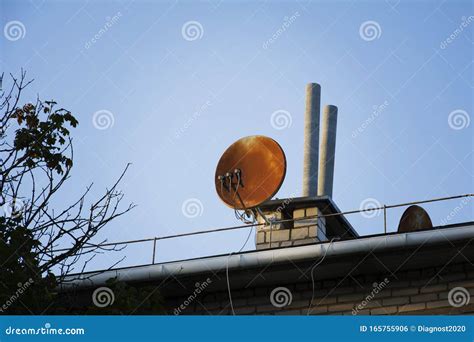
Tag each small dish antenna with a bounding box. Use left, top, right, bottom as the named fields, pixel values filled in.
left=215, top=135, right=286, bottom=221
left=397, top=205, right=433, bottom=233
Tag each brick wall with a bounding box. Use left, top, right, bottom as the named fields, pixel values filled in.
left=256, top=207, right=327, bottom=250
left=166, top=262, right=474, bottom=315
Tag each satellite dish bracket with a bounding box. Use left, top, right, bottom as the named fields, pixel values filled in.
left=255, top=207, right=271, bottom=225
left=217, top=169, right=244, bottom=194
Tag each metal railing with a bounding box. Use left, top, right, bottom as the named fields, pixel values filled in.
left=53, top=193, right=473, bottom=265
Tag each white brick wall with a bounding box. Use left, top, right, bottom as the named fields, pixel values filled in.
left=255, top=207, right=327, bottom=250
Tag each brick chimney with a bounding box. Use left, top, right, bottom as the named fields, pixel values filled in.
left=256, top=201, right=327, bottom=249
left=255, top=196, right=357, bottom=250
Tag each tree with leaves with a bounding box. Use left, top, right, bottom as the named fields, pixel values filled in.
left=0, top=71, right=135, bottom=314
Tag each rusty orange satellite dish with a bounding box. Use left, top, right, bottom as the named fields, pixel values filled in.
left=215, top=135, right=286, bottom=210
left=397, top=205, right=433, bottom=233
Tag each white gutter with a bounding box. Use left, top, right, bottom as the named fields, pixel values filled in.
left=63, top=224, right=474, bottom=289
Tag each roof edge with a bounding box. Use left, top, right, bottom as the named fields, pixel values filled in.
left=61, top=222, right=474, bottom=291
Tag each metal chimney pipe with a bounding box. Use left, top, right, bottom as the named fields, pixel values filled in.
left=318, top=105, right=338, bottom=198
left=302, top=83, right=321, bottom=197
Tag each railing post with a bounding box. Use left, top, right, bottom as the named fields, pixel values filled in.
left=383, top=205, right=387, bottom=234
left=152, top=238, right=157, bottom=264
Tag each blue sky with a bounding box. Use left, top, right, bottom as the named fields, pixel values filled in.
left=1, top=0, right=472, bottom=271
